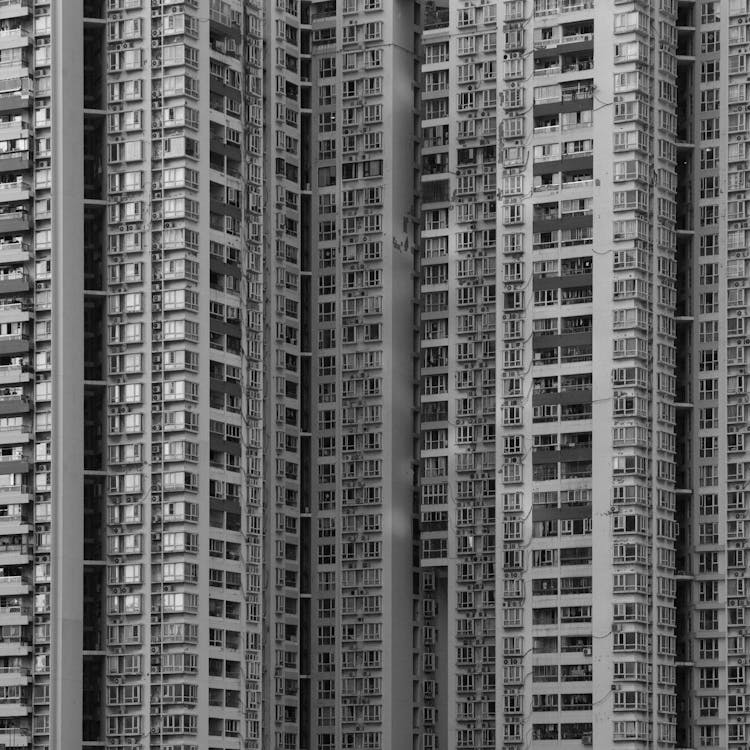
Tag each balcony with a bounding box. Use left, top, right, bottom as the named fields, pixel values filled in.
left=0, top=728, right=29, bottom=747
left=559, top=549, right=592, bottom=566
left=0, top=664, right=29, bottom=689
left=0, top=571, right=27, bottom=587
left=0, top=209, right=27, bottom=234
left=0, top=604, right=28, bottom=619
left=561, top=695, right=593, bottom=711
left=208, top=6, right=236, bottom=27
left=0, top=180, right=28, bottom=203
left=0, top=633, right=28, bottom=653
left=0, top=507, right=27, bottom=531
left=560, top=0, right=594, bottom=12
left=0, top=26, right=29, bottom=50
left=0, top=390, right=26, bottom=415
left=0, top=118, right=27, bottom=137
left=534, top=64, right=562, bottom=78
left=0, top=80, right=30, bottom=114
left=0, top=699, right=29, bottom=718
left=0, top=299, right=27, bottom=320
left=534, top=34, right=562, bottom=49
left=0, top=360, right=26, bottom=387
left=0, top=151, right=27, bottom=173
left=0, top=332, right=27, bottom=357
left=152, top=626, right=199, bottom=646
left=424, top=4, right=449, bottom=30
left=0, top=270, right=26, bottom=295
left=561, top=177, right=594, bottom=191
left=0, top=447, right=26, bottom=473
left=561, top=31, right=594, bottom=45
left=0, top=541, right=30, bottom=566
left=0, top=363, right=27, bottom=388
left=0, top=241, right=27, bottom=265
left=561, top=664, right=592, bottom=682
left=0, top=0, right=30, bottom=20
left=0, top=485, right=27, bottom=507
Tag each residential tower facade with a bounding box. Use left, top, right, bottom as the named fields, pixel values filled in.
left=11, top=1, right=750, bottom=750
left=36, top=0, right=420, bottom=749
left=419, top=0, right=750, bottom=749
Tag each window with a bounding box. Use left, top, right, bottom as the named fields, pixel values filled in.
left=318, top=57, right=336, bottom=78
left=457, top=35, right=476, bottom=56
left=699, top=668, right=719, bottom=689
left=700, top=176, right=718, bottom=198
left=700, top=117, right=720, bottom=140
left=699, top=350, right=718, bottom=372
left=699, top=378, right=719, bottom=401
left=701, top=2, right=718, bottom=23
left=700, top=205, right=719, bottom=226
left=700, top=234, right=718, bottom=256
left=701, top=59, right=719, bottom=83
left=700, top=89, right=719, bottom=112
left=701, top=30, right=720, bottom=53
left=699, top=609, right=719, bottom=631
left=699, top=292, right=719, bottom=315
left=425, top=43, right=449, bottom=64
left=364, top=104, right=382, bottom=123
left=364, top=21, right=383, bottom=40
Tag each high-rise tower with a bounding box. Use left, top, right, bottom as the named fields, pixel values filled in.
left=263, top=1, right=421, bottom=748
left=418, top=1, right=750, bottom=749
left=419, top=1, right=499, bottom=748
left=24, top=1, right=750, bottom=750
left=35, top=0, right=267, bottom=748
left=27, top=1, right=421, bottom=749
left=94, top=1, right=265, bottom=748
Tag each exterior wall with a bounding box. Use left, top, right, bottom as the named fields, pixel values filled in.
left=419, top=2, right=498, bottom=748
left=35, top=1, right=422, bottom=748
left=262, top=0, right=306, bottom=747
left=51, top=5, right=85, bottom=750
left=32, top=3, right=750, bottom=750
left=421, top=1, right=744, bottom=750
left=682, top=1, right=750, bottom=747
left=100, top=1, right=264, bottom=748
left=307, top=2, right=420, bottom=749
left=263, top=1, right=420, bottom=749
left=416, top=0, right=708, bottom=748
left=495, top=1, right=681, bottom=747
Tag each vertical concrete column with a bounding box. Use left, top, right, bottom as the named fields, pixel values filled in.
left=50, top=3, right=84, bottom=748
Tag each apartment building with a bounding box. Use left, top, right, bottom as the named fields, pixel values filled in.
left=265, top=1, right=420, bottom=748
left=0, top=0, right=423, bottom=749
left=419, top=1, right=498, bottom=748
left=20, top=0, right=750, bottom=749
left=419, top=0, right=750, bottom=749
left=21, top=0, right=268, bottom=747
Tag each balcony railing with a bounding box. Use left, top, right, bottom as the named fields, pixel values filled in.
left=0, top=605, right=29, bottom=616
left=562, top=178, right=594, bottom=190
left=0, top=182, right=27, bottom=194
left=424, top=6, right=449, bottom=29
left=0, top=119, right=27, bottom=132
left=0, top=270, right=25, bottom=282
left=0, top=665, right=29, bottom=674
left=0, top=241, right=29, bottom=255
left=0, top=0, right=30, bottom=10
left=0, top=575, right=26, bottom=585
left=562, top=32, right=594, bottom=44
